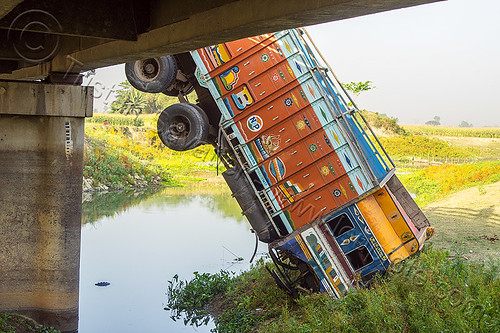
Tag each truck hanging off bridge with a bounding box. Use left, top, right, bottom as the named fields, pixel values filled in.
left=124, top=28, right=434, bottom=297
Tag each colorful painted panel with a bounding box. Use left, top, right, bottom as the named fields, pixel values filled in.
left=373, top=187, right=419, bottom=255
left=196, top=44, right=233, bottom=72
left=231, top=84, right=300, bottom=135
left=243, top=106, right=322, bottom=163
left=324, top=205, right=390, bottom=278
left=337, top=114, right=389, bottom=182
left=318, top=223, right=355, bottom=281
left=301, top=228, right=349, bottom=297
left=224, top=35, right=272, bottom=58
left=279, top=175, right=360, bottom=230
left=357, top=194, right=410, bottom=263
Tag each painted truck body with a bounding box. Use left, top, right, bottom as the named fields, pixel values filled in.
left=188, top=29, right=434, bottom=296
left=126, top=28, right=433, bottom=296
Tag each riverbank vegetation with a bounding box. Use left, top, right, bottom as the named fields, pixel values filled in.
left=0, top=313, right=60, bottom=333
left=166, top=248, right=499, bottom=333
left=83, top=119, right=218, bottom=191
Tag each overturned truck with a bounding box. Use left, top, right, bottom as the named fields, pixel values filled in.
left=125, top=28, right=434, bottom=298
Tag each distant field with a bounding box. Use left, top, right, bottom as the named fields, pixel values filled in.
left=424, top=181, right=500, bottom=262
left=87, top=113, right=159, bottom=127
left=403, top=125, right=500, bottom=138
left=374, top=125, right=500, bottom=162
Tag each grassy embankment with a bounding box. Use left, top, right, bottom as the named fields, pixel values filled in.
left=164, top=112, right=500, bottom=332
left=167, top=248, right=499, bottom=332
left=0, top=313, right=60, bottom=333
left=83, top=113, right=219, bottom=191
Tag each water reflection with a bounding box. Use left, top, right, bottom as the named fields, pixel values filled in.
left=79, top=183, right=265, bottom=333
left=82, top=187, right=163, bottom=225
left=82, top=185, right=246, bottom=226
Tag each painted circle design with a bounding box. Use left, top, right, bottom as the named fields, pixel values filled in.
left=261, top=53, right=270, bottom=62
left=321, top=166, right=330, bottom=176
left=296, top=120, right=305, bottom=130
left=333, top=189, right=341, bottom=197
left=247, top=115, right=263, bottom=132
left=284, top=97, right=293, bottom=107
left=308, top=143, right=318, bottom=152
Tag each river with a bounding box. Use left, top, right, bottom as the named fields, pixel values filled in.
left=79, top=183, right=266, bottom=332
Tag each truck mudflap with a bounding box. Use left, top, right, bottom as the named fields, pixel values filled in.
left=222, top=165, right=281, bottom=243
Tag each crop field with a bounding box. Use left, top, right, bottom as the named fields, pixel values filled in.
left=403, top=125, right=500, bottom=138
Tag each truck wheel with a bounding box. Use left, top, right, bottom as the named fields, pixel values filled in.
left=157, top=103, right=209, bottom=151
left=125, top=56, right=178, bottom=93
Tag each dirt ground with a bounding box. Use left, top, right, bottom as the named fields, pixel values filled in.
left=424, top=181, right=500, bottom=262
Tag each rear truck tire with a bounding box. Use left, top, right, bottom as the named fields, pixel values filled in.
left=125, top=56, right=178, bottom=93
left=157, top=103, right=209, bottom=151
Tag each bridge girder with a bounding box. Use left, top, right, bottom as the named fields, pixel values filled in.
left=0, top=0, right=441, bottom=79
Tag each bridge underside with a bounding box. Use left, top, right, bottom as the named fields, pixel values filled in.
left=0, top=0, right=440, bottom=80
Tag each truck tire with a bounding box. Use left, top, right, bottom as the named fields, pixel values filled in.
left=125, top=56, right=178, bottom=93
left=157, top=103, right=209, bottom=151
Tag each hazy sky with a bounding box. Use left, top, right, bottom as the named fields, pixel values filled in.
left=87, top=0, right=500, bottom=127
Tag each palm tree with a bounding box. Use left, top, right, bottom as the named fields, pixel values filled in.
left=111, top=82, right=146, bottom=120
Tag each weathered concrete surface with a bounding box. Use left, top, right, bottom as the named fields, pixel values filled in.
left=0, top=0, right=442, bottom=80
left=0, top=81, right=93, bottom=117
left=0, top=81, right=92, bottom=332
left=0, top=0, right=23, bottom=19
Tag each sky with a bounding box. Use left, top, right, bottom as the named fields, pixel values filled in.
left=86, top=0, right=500, bottom=127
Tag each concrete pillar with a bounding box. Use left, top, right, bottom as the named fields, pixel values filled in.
left=0, top=81, right=93, bottom=332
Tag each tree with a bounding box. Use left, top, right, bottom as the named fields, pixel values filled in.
left=110, top=81, right=196, bottom=115
left=458, top=121, right=473, bottom=128
left=110, top=82, right=146, bottom=117
left=342, top=81, right=376, bottom=99
left=425, top=116, right=441, bottom=126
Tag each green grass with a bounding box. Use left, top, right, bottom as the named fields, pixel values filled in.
left=399, top=161, right=500, bottom=206
left=379, top=135, right=477, bottom=159
left=0, top=313, right=60, bottom=333
left=260, top=249, right=499, bottom=333
left=165, top=249, right=499, bottom=333
left=84, top=123, right=219, bottom=189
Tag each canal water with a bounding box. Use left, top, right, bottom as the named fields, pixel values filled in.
left=79, top=184, right=266, bottom=332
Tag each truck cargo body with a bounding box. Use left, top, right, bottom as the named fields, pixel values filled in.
left=126, top=28, right=433, bottom=296
left=188, top=29, right=433, bottom=295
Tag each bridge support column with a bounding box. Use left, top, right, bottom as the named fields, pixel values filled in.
left=0, top=81, right=93, bottom=332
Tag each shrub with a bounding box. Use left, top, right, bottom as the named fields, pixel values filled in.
left=399, top=161, right=500, bottom=205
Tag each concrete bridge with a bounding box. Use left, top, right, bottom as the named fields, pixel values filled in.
left=0, top=0, right=440, bottom=331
